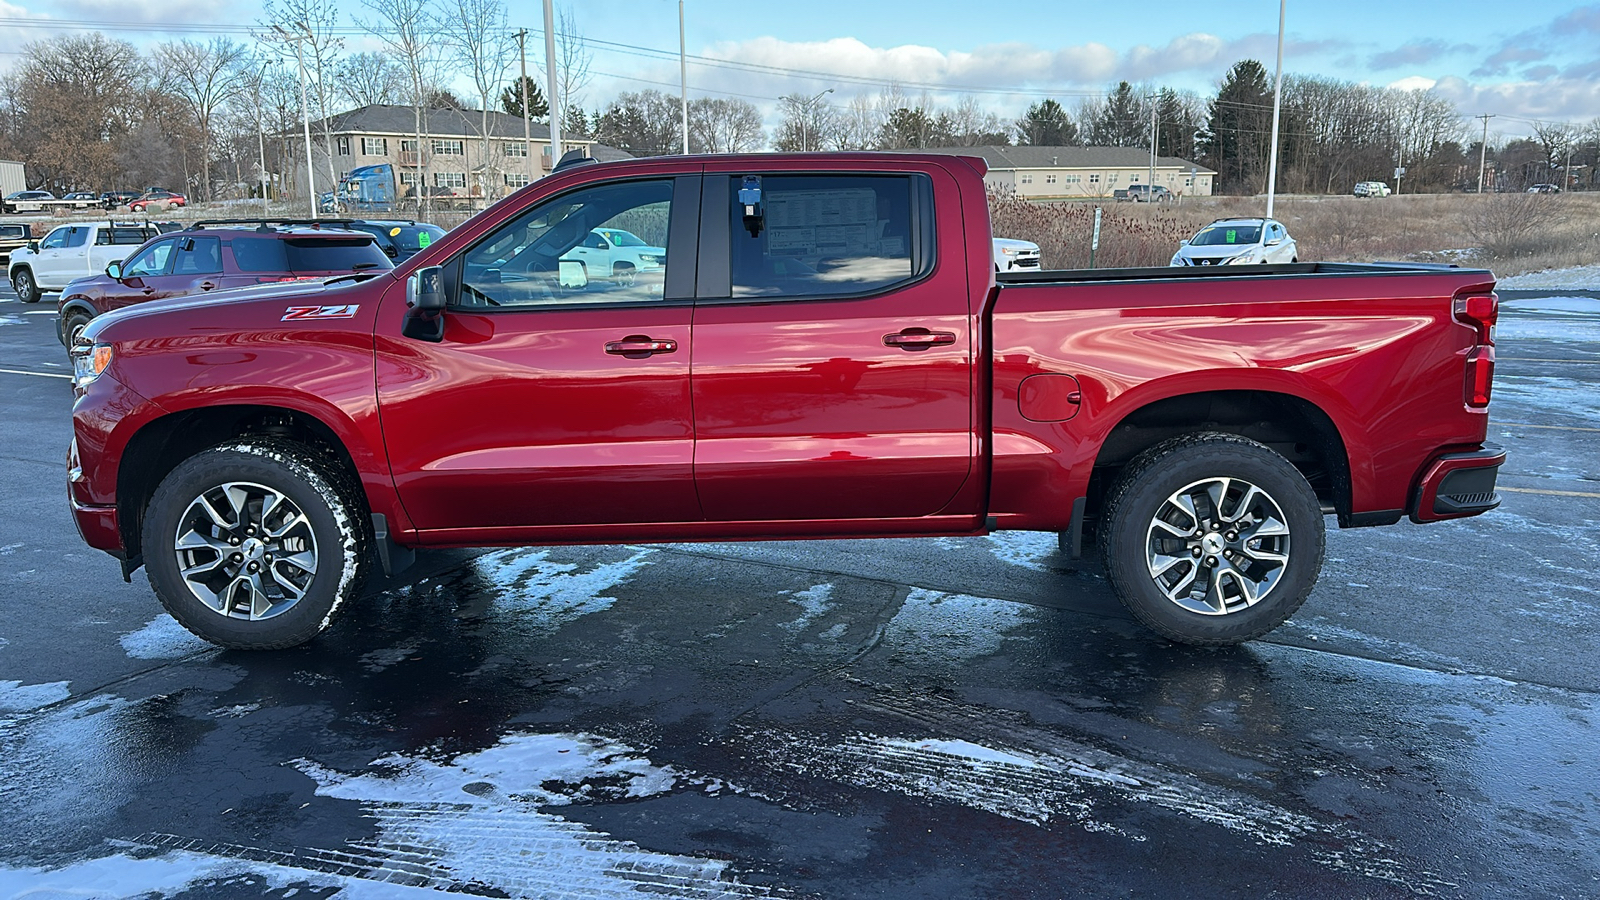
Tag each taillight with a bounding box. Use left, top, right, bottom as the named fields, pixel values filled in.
left=1465, top=346, right=1494, bottom=408
left=1453, top=292, right=1497, bottom=345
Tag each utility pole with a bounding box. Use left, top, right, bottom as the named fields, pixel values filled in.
left=1147, top=94, right=1157, bottom=199
left=257, top=62, right=271, bottom=216
left=679, top=0, right=689, bottom=154
left=1264, top=0, right=1285, bottom=219
left=543, top=0, right=562, bottom=166
left=1476, top=114, right=1495, bottom=194
left=274, top=24, right=318, bottom=219
left=515, top=29, right=533, bottom=184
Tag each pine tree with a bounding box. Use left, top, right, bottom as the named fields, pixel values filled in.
left=1199, top=60, right=1273, bottom=193
left=1015, top=99, right=1078, bottom=146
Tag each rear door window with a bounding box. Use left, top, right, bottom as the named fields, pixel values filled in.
left=727, top=174, right=932, bottom=300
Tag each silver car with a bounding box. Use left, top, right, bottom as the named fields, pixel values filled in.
left=1170, top=218, right=1298, bottom=267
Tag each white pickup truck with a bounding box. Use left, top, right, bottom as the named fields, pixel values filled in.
left=7, top=221, right=168, bottom=303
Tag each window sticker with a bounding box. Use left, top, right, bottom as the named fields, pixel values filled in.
left=417, top=232, right=432, bottom=248
left=1226, top=229, right=1238, bottom=243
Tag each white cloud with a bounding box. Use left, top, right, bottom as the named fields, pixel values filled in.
left=1387, top=76, right=1439, bottom=91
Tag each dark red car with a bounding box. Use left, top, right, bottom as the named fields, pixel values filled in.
left=57, top=221, right=393, bottom=346
left=127, top=190, right=187, bottom=212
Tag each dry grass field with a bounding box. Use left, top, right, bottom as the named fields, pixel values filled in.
left=991, top=190, right=1600, bottom=278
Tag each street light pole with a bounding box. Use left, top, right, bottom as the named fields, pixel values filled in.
left=275, top=24, right=318, bottom=219
left=679, top=1, right=689, bottom=154
left=1264, top=0, right=1285, bottom=219
left=543, top=0, right=562, bottom=165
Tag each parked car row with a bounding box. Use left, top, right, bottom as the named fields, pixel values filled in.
left=1, top=189, right=186, bottom=214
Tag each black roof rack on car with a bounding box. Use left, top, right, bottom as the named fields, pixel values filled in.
left=189, top=218, right=361, bottom=232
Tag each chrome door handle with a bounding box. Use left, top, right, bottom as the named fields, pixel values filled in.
left=883, top=328, right=957, bottom=351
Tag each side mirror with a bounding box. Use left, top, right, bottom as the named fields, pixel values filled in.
left=402, top=265, right=446, bottom=342
left=1265, top=237, right=1282, bottom=246
left=106, top=261, right=123, bottom=280
left=1179, top=239, right=1190, bottom=246
left=27, top=240, right=38, bottom=253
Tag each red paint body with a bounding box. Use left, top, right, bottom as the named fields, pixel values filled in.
left=67, top=153, right=1502, bottom=563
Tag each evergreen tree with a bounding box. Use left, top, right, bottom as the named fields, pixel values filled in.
left=1199, top=60, right=1273, bottom=193
left=1086, top=82, right=1148, bottom=147
left=1015, top=99, right=1077, bottom=146
left=498, top=76, right=549, bottom=120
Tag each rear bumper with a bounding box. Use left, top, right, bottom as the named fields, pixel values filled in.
left=1410, top=443, right=1504, bottom=524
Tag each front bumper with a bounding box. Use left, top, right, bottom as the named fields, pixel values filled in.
left=1410, top=443, right=1505, bottom=523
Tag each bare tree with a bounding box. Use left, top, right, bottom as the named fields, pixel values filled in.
left=549, top=5, right=593, bottom=117
left=158, top=38, right=248, bottom=201
left=834, top=94, right=881, bottom=150
left=773, top=92, right=840, bottom=151
left=359, top=0, right=440, bottom=215
left=261, top=0, right=345, bottom=198
left=688, top=97, right=762, bottom=153
left=441, top=0, right=514, bottom=198
left=337, top=52, right=408, bottom=108
left=9, top=34, right=147, bottom=191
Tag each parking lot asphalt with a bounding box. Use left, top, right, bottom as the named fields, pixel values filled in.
left=1, top=285, right=1597, bottom=898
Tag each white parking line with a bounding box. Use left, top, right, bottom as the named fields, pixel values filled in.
left=0, top=367, right=71, bottom=380
left=1496, top=422, right=1600, bottom=434
left=1501, top=486, right=1600, bottom=499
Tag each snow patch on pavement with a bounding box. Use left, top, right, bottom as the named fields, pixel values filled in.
left=882, top=588, right=1036, bottom=665
left=119, top=614, right=212, bottom=660
left=984, top=531, right=1058, bottom=570
left=780, top=583, right=834, bottom=632
left=471, top=548, right=655, bottom=630
left=0, top=679, right=70, bottom=712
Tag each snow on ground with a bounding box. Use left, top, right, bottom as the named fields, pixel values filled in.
left=1497, top=265, right=1600, bottom=290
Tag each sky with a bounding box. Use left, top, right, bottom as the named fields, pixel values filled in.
left=1, top=0, right=1596, bottom=139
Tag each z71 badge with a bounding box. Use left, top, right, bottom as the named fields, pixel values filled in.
left=282, top=304, right=360, bottom=321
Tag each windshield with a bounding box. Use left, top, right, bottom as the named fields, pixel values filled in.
left=1190, top=224, right=1262, bottom=247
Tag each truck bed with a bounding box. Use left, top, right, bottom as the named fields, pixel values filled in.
left=996, top=261, right=1492, bottom=285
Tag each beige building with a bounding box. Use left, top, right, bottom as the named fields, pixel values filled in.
left=920, top=146, right=1216, bottom=199
left=297, top=104, right=630, bottom=202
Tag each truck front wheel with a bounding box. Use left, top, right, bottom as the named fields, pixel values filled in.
left=1099, top=432, right=1324, bottom=645
left=142, top=440, right=367, bottom=650
left=12, top=268, right=40, bottom=304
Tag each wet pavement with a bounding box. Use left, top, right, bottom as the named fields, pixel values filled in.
left=1, top=287, right=1598, bottom=898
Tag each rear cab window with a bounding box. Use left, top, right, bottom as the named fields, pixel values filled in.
left=726, top=174, right=934, bottom=300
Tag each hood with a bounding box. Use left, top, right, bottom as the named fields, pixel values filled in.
left=83, top=273, right=392, bottom=343
left=992, top=238, right=1040, bottom=252
left=1174, top=243, right=1258, bottom=260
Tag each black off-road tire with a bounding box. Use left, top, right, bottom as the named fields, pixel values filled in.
left=142, top=439, right=368, bottom=650
left=1099, top=432, right=1325, bottom=645
left=12, top=267, right=40, bottom=303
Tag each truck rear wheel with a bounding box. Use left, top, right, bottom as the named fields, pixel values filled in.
left=1099, top=432, right=1324, bottom=645
left=12, top=268, right=40, bottom=304
left=142, top=439, right=367, bottom=650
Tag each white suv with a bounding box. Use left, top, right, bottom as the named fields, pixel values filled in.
left=1354, top=181, right=1391, bottom=197
left=1170, top=218, right=1299, bottom=267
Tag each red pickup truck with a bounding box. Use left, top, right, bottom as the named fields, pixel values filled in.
left=67, top=152, right=1503, bottom=651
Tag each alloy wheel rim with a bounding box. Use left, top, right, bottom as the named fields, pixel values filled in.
left=173, top=480, right=318, bottom=620
left=1144, top=476, right=1291, bottom=616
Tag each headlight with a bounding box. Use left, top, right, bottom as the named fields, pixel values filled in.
left=1000, top=247, right=1020, bottom=256
left=637, top=253, right=662, bottom=265
left=1221, top=251, right=1259, bottom=265
left=71, top=342, right=112, bottom=388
